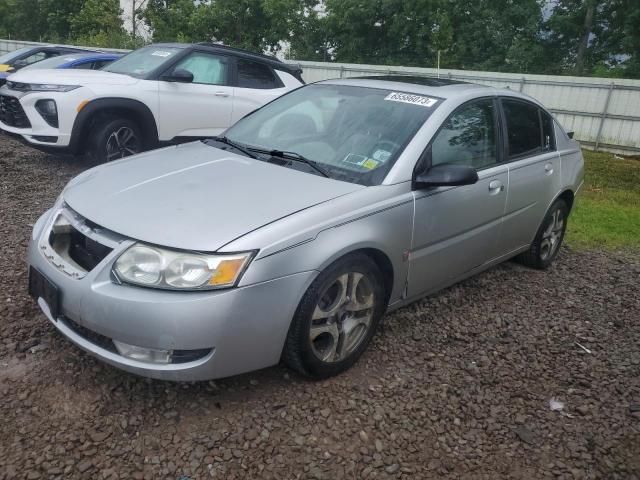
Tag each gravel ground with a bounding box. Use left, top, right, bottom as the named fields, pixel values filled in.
left=1, top=133, right=639, bottom=480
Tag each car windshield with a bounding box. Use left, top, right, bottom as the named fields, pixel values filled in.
left=0, top=47, right=33, bottom=64
left=22, top=54, right=86, bottom=70
left=224, top=84, right=441, bottom=186
left=103, top=46, right=181, bottom=78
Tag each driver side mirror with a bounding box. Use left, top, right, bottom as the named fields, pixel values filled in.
left=160, top=68, right=194, bottom=83
left=11, top=60, right=26, bottom=69
left=414, top=163, right=479, bottom=189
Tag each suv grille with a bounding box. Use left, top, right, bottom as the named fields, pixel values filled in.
left=0, top=95, right=31, bottom=128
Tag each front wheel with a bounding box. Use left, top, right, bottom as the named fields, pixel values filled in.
left=88, top=117, right=144, bottom=164
left=516, top=199, right=569, bottom=269
left=283, top=253, right=386, bottom=379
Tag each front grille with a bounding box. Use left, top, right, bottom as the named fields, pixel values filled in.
left=48, top=222, right=113, bottom=272
left=0, top=94, right=31, bottom=128
left=68, top=228, right=113, bottom=271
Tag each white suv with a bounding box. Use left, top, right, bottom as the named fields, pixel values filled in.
left=0, top=43, right=304, bottom=162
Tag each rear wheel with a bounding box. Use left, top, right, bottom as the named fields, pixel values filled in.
left=283, top=253, right=386, bottom=379
left=516, top=199, right=568, bottom=269
left=88, top=117, right=144, bottom=164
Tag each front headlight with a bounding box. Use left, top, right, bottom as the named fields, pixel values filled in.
left=6, top=81, right=80, bottom=93
left=113, top=244, right=255, bottom=290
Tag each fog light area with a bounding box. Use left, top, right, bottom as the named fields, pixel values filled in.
left=113, top=340, right=171, bottom=364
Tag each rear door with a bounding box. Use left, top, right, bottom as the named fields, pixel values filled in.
left=408, top=98, right=508, bottom=297
left=157, top=50, right=234, bottom=139
left=230, top=58, right=292, bottom=124
left=499, top=98, right=561, bottom=253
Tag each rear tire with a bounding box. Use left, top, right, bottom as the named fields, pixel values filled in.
left=283, top=253, right=386, bottom=379
left=516, top=199, right=569, bottom=269
left=87, top=117, right=144, bottom=164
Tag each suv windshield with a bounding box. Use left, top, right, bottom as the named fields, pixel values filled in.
left=0, top=47, right=33, bottom=64
left=103, top=46, right=181, bottom=78
left=224, top=84, right=440, bottom=186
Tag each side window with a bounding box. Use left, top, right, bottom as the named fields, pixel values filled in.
left=431, top=99, right=497, bottom=170
left=21, top=51, right=47, bottom=65
left=237, top=59, right=279, bottom=89
left=502, top=99, right=543, bottom=158
left=72, top=61, right=94, bottom=70
left=540, top=110, right=556, bottom=152
left=171, top=52, right=228, bottom=85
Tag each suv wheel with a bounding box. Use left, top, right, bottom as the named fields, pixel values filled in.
left=283, top=253, right=386, bottom=379
left=516, top=199, right=569, bottom=269
left=88, top=117, right=144, bottom=163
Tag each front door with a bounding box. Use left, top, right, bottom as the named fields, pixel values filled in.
left=408, top=98, right=508, bottom=297
left=158, top=51, right=234, bottom=140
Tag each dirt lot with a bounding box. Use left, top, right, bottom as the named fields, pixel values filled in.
left=1, top=133, right=639, bottom=480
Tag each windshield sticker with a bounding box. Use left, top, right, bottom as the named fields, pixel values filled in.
left=361, top=158, right=380, bottom=170
left=342, top=154, right=381, bottom=170
left=151, top=50, right=172, bottom=57
left=384, top=92, right=438, bottom=108
left=372, top=149, right=392, bottom=163
left=343, top=153, right=369, bottom=166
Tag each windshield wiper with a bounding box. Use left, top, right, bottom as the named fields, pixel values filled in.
left=209, top=136, right=257, bottom=159
left=266, top=149, right=331, bottom=178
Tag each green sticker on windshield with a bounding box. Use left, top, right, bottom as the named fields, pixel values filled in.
left=362, top=158, right=380, bottom=170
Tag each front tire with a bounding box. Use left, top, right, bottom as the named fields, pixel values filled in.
left=88, top=117, right=144, bottom=164
left=283, top=253, right=386, bottom=379
left=516, top=199, right=569, bottom=269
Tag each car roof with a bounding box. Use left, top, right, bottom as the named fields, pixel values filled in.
left=63, top=52, right=122, bottom=61
left=317, top=75, right=541, bottom=104
left=148, top=42, right=300, bottom=74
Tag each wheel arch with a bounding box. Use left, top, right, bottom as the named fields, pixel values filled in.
left=313, top=244, right=398, bottom=307
left=69, top=98, right=159, bottom=154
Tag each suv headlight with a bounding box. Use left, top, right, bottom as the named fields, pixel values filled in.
left=6, top=81, right=80, bottom=93
left=113, top=244, right=255, bottom=290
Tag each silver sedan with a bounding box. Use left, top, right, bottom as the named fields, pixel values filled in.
left=27, top=76, right=584, bottom=380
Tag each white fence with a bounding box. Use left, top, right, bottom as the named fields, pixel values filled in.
left=2, top=39, right=639, bottom=155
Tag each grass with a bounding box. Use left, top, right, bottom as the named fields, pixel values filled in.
left=565, top=149, right=640, bottom=250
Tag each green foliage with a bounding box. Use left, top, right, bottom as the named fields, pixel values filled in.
left=0, top=0, right=638, bottom=78
left=566, top=150, right=640, bottom=250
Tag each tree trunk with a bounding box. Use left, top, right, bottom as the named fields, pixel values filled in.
left=575, top=0, right=596, bottom=75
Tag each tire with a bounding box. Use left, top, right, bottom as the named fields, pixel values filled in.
left=87, top=117, right=144, bottom=164
left=283, top=253, right=387, bottom=379
left=516, top=199, right=569, bottom=269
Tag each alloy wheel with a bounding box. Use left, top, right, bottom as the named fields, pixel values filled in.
left=540, top=207, right=564, bottom=260
left=105, top=126, right=141, bottom=161
left=309, top=271, right=376, bottom=363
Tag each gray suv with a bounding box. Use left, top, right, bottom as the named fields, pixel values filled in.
left=27, top=76, right=584, bottom=381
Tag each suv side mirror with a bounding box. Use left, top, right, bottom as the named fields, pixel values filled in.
left=161, top=68, right=194, bottom=83
left=12, top=60, right=27, bottom=69
left=414, top=164, right=479, bottom=189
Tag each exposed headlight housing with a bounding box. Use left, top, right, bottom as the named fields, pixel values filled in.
left=7, top=81, right=80, bottom=93
left=112, top=244, right=255, bottom=291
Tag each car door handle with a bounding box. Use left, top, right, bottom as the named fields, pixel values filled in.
left=544, top=163, right=554, bottom=175
left=488, top=180, right=504, bottom=194
left=214, top=92, right=230, bottom=97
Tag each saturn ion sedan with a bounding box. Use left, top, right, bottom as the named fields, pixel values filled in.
left=28, top=76, right=584, bottom=381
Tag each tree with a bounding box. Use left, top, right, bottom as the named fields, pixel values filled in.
left=69, top=0, right=129, bottom=47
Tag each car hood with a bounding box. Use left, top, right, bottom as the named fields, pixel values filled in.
left=63, top=142, right=363, bottom=251
left=7, top=68, right=138, bottom=86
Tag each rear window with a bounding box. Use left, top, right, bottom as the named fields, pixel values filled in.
left=502, top=99, right=542, bottom=158
left=237, top=59, right=279, bottom=89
